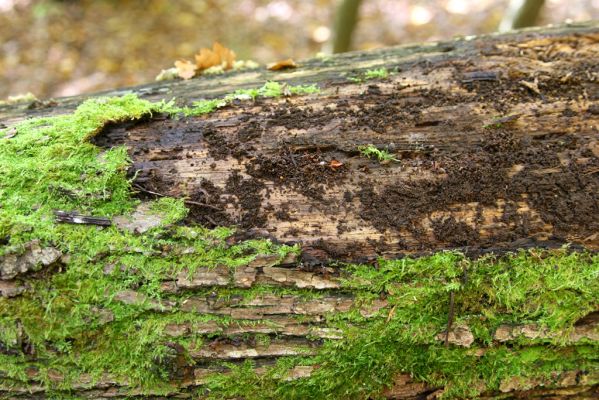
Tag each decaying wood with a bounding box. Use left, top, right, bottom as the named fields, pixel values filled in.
left=87, top=23, right=599, bottom=261
left=1, top=22, right=599, bottom=399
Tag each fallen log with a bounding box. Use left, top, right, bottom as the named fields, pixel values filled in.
left=0, top=22, right=598, bottom=399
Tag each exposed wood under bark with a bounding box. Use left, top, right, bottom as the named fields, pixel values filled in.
left=88, top=25, right=599, bottom=261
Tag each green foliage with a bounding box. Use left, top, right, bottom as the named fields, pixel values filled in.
left=358, top=144, right=399, bottom=162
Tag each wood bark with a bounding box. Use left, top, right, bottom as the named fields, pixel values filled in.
left=1, top=22, right=599, bottom=399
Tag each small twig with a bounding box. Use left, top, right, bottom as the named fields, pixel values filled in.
left=445, top=262, right=469, bottom=347
left=584, top=167, right=599, bottom=175
left=54, top=210, right=111, bottom=226
left=133, top=184, right=221, bottom=210
left=284, top=143, right=298, bottom=168
left=203, top=214, right=217, bottom=226
left=445, top=291, right=455, bottom=348
left=386, top=305, right=397, bottom=323
left=461, top=70, right=500, bottom=83
left=183, top=199, right=222, bottom=211
left=520, top=79, right=542, bottom=95
left=132, top=184, right=169, bottom=198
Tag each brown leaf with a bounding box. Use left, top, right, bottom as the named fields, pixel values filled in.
left=174, top=60, right=197, bottom=80
left=267, top=58, right=298, bottom=71
left=329, top=159, right=344, bottom=169
left=213, top=42, right=235, bottom=69
left=195, top=42, right=236, bottom=71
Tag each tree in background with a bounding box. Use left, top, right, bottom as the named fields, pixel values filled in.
left=332, top=0, right=363, bottom=53
left=499, top=0, right=545, bottom=31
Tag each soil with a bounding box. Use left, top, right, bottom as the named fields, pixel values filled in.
left=94, top=38, right=599, bottom=259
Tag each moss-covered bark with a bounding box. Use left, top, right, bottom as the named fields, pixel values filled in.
left=1, top=23, right=598, bottom=399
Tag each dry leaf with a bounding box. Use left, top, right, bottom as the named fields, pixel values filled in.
left=329, top=159, right=344, bottom=169
left=214, top=42, right=235, bottom=69
left=195, top=42, right=236, bottom=71
left=174, top=60, right=197, bottom=80
left=267, top=58, right=297, bottom=71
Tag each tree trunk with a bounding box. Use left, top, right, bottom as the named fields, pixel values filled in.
left=1, top=22, right=598, bottom=399
left=332, top=0, right=363, bottom=53
left=499, top=0, right=545, bottom=32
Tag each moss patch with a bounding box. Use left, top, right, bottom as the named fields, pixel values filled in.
left=358, top=144, right=399, bottom=163
left=348, top=67, right=390, bottom=83
left=284, top=250, right=598, bottom=399
left=198, top=249, right=598, bottom=399
left=1, top=82, right=597, bottom=399
left=0, top=84, right=310, bottom=393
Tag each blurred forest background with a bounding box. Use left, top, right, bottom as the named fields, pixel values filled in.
left=1, top=0, right=598, bottom=99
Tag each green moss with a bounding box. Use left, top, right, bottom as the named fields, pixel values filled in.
left=364, top=68, right=389, bottom=80
left=197, top=249, right=598, bottom=399
left=171, top=81, right=320, bottom=117
left=0, top=85, right=307, bottom=394
left=358, top=144, right=399, bottom=163
left=348, top=67, right=390, bottom=83
left=282, top=249, right=598, bottom=399
left=1, top=97, right=141, bottom=248
left=147, top=197, right=188, bottom=225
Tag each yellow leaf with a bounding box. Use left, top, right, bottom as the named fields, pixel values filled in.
left=195, top=42, right=236, bottom=71
left=267, top=58, right=298, bottom=71
left=174, top=60, right=197, bottom=80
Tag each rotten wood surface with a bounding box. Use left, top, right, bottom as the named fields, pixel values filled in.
left=88, top=24, right=599, bottom=261
left=2, top=22, right=599, bottom=399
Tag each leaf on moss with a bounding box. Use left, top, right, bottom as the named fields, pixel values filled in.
left=267, top=58, right=297, bottom=71
left=174, top=60, right=197, bottom=80
left=195, top=42, right=236, bottom=71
